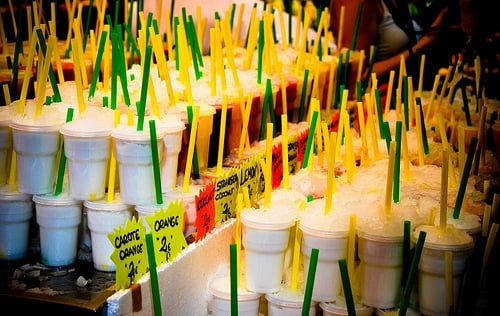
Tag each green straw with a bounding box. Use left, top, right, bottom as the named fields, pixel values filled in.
left=375, top=89, right=385, bottom=138
left=266, top=78, right=276, bottom=136
left=188, top=15, right=204, bottom=67
left=383, top=121, right=391, bottom=153
left=187, top=106, right=200, bottom=179
left=362, top=45, right=378, bottom=94
left=399, top=230, right=426, bottom=316
left=229, top=3, right=236, bottom=31
left=302, top=248, right=319, bottom=316
left=54, top=108, right=74, bottom=195
left=110, top=33, right=119, bottom=110
left=82, top=0, right=94, bottom=51
left=170, top=0, right=175, bottom=31
left=259, top=81, right=270, bottom=141
left=149, top=120, right=163, bottom=205
left=394, top=121, right=402, bottom=202
left=338, top=259, right=356, bottom=316
left=88, top=30, right=108, bottom=99
left=114, top=27, right=131, bottom=106
left=145, top=233, right=163, bottom=316
left=230, top=243, right=238, bottom=316
left=453, top=137, right=478, bottom=219
left=137, top=45, right=153, bottom=131
left=113, top=0, right=120, bottom=27
left=302, top=110, right=319, bottom=169
left=257, top=19, right=264, bottom=84
left=356, top=81, right=362, bottom=102
left=460, top=79, right=472, bottom=126
left=416, top=97, right=429, bottom=154
left=342, top=50, right=351, bottom=87
left=297, top=69, right=310, bottom=122
left=350, top=2, right=364, bottom=51
left=402, top=220, right=411, bottom=289
left=174, top=17, right=180, bottom=71
left=35, top=29, right=61, bottom=102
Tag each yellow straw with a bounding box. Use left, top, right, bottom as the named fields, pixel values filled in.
left=294, top=5, right=302, bottom=49
left=343, top=111, right=356, bottom=183
left=356, top=49, right=365, bottom=84
left=401, top=119, right=411, bottom=179
left=481, top=223, right=499, bottom=283
left=264, top=123, right=273, bottom=207
left=2, top=85, right=10, bottom=105
left=325, top=132, right=337, bottom=215
left=425, top=74, right=441, bottom=122
left=337, top=5, right=345, bottom=50
left=27, top=5, right=32, bottom=42
left=127, top=109, right=134, bottom=126
left=281, top=114, right=289, bottom=189
left=107, top=109, right=121, bottom=202
left=151, top=30, right=175, bottom=107
left=408, top=76, right=415, bottom=128
left=445, top=251, right=454, bottom=313
left=437, top=66, right=453, bottom=108
left=326, top=56, right=336, bottom=116
left=280, top=74, right=288, bottom=115
left=235, top=192, right=243, bottom=288
left=165, top=9, right=174, bottom=61
left=243, top=8, right=258, bottom=69
left=184, top=106, right=200, bottom=192
left=209, top=28, right=216, bottom=96
left=73, top=18, right=89, bottom=89
left=217, top=95, right=228, bottom=175
left=220, top=18, right=240, bottom=87
left=7, top=150, right=16, bottom=186
left=348, top=214, right=357, bottom=286
left=290, top=220, right=301, bottom=290
left=18, top=27, right=39, bottom=114
left=385, top=141, right=396, bottom=221
left=278, top=7, right=287, bottom=50
left=71, top=38, right=86, bottom=116
left=365, top=92, right=381, bottom=159
left=482, top=205, right=491, bottom=238
left=457, top=124, right=465, bottom=176
left=440, top=149, right=449, bottom=229
left=242, top=186, right=251, bottom=208
left=414, top=98, right=425, bottom=166
left=384, top=70, right=395, bottom=114
left=357, top=101, right=369, bottom=166
left=418, top=54, right=426, bottom=97
left=233, top=3, right=245, bottom=45
left=238, top=92, right=253, bottom=159
left=35, top=36, right=57, bottom=120
left=294, top=13, right=311, bottom=76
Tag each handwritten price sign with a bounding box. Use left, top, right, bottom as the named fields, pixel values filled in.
left=108, top=217, right=148, bottom=290
left=145, top=200, right=188, bottom=266
left=195, top=181, right=216, bottom=241
left=215, top=168, right=239, bottom=223
left=272, top=142, right=283, bottom=189
left=239, top=157, right=261, bottom=202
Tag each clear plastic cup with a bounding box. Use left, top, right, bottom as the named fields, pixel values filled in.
left=358, top=230, right=404, bottom=309
left=112, top=123, right=167, bottom=206
left=240, top=208, right=294, bottom=293
left=10, top=121, right=62, bottom=194
left=414, top=225, right=474, bottom=316
left=299, top=221, right=348, bottom=302
left=159, top=116, right=185, bottom=192
left=0, top=184, right=33, bottom=260
left=60, top=112, right=113, bottom=201
left=320, top=299, right=374, bottom=316
left=163, top=184, right=202, bottom=237
left=265, top=287, right=317, bottom=316
left=33, top=193, right=82, bottom=267
left=84, top=194, right=134, bottom=271
left=0, top=106, right=12, bottom=184
left=208, top=275, right=261, bottom=316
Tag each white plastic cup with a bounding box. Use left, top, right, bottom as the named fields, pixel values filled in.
left=34, top=193, right=82, bottom=267
left=0, top=108, right=12, bottom=184
left=0, top=185, right=33, bottom=260
left=84, top=194, right=133, bottom=271
left=135, top=202, right=167, bottom=233
left=208, top=275, right=261, bottom=316
left=414, top=225, right=474, bottom=316
left=159, top=117, right=185, bottom=192
left=300, top=222, right=348, bottom=302
left=11, top=121, right=62, bottom=194
left=320, top=300, right=374, bottom=316
left=241, top=211, right=293, bottom=294
left=358, top=230, right=404, bottom=309
left=112, top=124, right=166, bottom=206
left=265, top=288, right=317, bottom=316
left=60, top=125, right=112, bottom=201
left=162, top=185, right=202, bottom=237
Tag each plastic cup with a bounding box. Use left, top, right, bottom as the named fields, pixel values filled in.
left=240, top=208, right=294, bottom=293
left=33, top=193, right=82, bottom=267
left=414, top=225, right=474, bottom=316
left=162, top=184, right=202, bottom=237
left=10, top=120, right=62, bottom=194
left=84, top=194, right=134, bottom=271
left=60, top=112, right=113, bottom=201
left=0, top=184, right=33, bottom=260
left=299, top=222, right=348, bottom=302
left=135, top=202, right=167, bottom=233
left=159, top=116, right=185, bottom=192
left=112, top=123, right=167, bottom=206
left=320, top=299, right=374, bottom=316
left=208, top=275, right=261, bottom=316
left=0, top=106, right=12, bottom=184
left=357, top=230, right=404, bottom=309
left=265, top=287, right=317, bottom=316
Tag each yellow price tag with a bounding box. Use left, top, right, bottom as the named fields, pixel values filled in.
left=214, top=168, right=239, bottom=223
left=239, top=157, right=261, bottom=202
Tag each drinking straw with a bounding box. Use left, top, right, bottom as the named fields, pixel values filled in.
left=107, top=110, right=120, bottom=202
left=362, top=45, right=378, bottom=93
left=150, top=31, right=175, bottom=107
left=55, top=108, right=74, bottom=195
left=337, top=5, right=345, bottom=49
left=414, top=98, right=425, bottom=167
left=425, top=74, right=441, bottom=122
left=82, top=0, right=94, bottom=51
left=418, top=54, right=426, bottom=97
left=290, top=220, right=301, bottom=290
left=445, top=251, right=454, bottom=314
left=460, top=80, right=472, bottom=126
left=453, top=137, right=478, bottom=219
left=416, top=98, right=429, bottom=154
left=473, top=106, right=487, bottom=175
left=220, top=18, right=240, bottom=87
left=294, top=13, right=310, bottom=76
left=230, top=243, right=238, bottom=316
left=302, top=248, right=319, bottom=316
left=88, top=30, right=108, bottom=99
left=35, top=30, right=61, bottom=102
left=440, top=149, right=450, bottom=229
left=393, top=121, right=402, bottom=202
left=280, top=74, right=288, bottom=116
left=344, top=112, right=356, bottom=183
left=184, top=106, right=199, bottom=192
left=480, top=223, right=499, bottom=282
left=72, top=18, right=89, bottom=89
left=145, top=233, right=163, bottom=316
left=137, top=45, right=153, bottom=131
left=385, top=141, right=396, bottom=220
left=149, top=120, right=163, bottom=205
left=402, top=221, right=411, bottom=289
left=349, top=2, right=364, bottom=51
left=402, top=76, right=410, bottom=131
left=2, top=85, right=10, bottom=105
left=399, top=230, right=426, bottom=316
left=302, top=110, right=319, bottom=169
left=233, top=3, right=245, bottom=45
left=235, top=193, right=243, bottom=287
left=11, top=6, right=23, bottom=100
left=364, top=93, right=381, bottom=160
left=34, top=36, right=57, bottom=120
left=334, top=54, right=343, bottom=107
left=297, top=69, right=310, bottom=123
left=187, top=106, right=200, bottom=179
left=238, top=92, right=254, bottom=159
left=282, top=114, right=290, bottom=189
left=278, top=7, right=287, bottom=50
left=264, top=123, right=273, bottom=207
left=347, top=215, right=357, bottom=279
left=216, top=95, right=228, bottom=175
left=257, top=19, right=264, bottom=84
left=71, top=38, right=87, bottom=116
left=384, top=71, right=395, bottom=114
left=383, top=121, right=391, bottom=154
left=374, top=89, right=385, bottom=139
left=338, top=259, right=356, bottom=316
left=326, top=57, right=336, bottom=116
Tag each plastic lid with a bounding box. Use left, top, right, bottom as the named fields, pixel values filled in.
left=32, top=193, right=82, bottom=206
left=159, top=116, right=186, bottom=133
left=135, top=203, right=167, bottom=214
left=83, top=194, right=133, bottom=211
left=240, top=207, right=295, bottom=230
left=265, top=288, right=311, bottom=308
left=10, top=120, right=62, bottom=132
left=413, top=225, right=474, bottom=251
left=209, top=276, right=260, bottom=301
left=60, top=115, right=114, bottom=138
left=112, top=123, right=167, bottom=141
left=320, top=300, right=373, bottom=316
left=0, top=184, right=32, bottom=201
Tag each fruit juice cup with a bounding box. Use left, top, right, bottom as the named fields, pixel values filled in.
left=60, top=108, right=114, bottom=201
left=33, top=192, right=83, bottom=267
left=112, top=123, right=167, bottom=206
left=0, top=184, right=33, bottom=261
left=265, top=287, right=317, bottom=316
left=135, top=202, right=168, bottom=233
left=84, top=194, right=134, bottom=271
left=274, top=75, right=299, bottom=121
left=207, top=101, right=233, bottom=168
left=358, top=229, right=404, bottom=309
left=414, top=225, right=474, bottom=316
left=159, top=116, right=185, bottom=192
left=208, top=275, right=261, bottom=316
left=299, top=217, right=349, bottom=302
left=10, top=114, right=63, bottom=195
left=162, top=184, right=203, bottom=237
left=0, top=106, right=12, bottom=184
left=240, top=207, right=295, bottom=293
left=320, top=299, right=374, bottom=316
